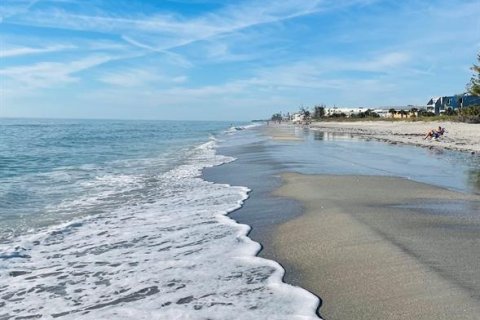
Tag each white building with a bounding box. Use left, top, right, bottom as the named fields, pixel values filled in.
left=325, top=107, right=366, bottom=117
left=291, top=113, right=304, bottom=123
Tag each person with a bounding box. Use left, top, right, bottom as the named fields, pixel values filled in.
left=436, top=126, right=445, bottom=136
left=424, top=126, right=445, bottom=140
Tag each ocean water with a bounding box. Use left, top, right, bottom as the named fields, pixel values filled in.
left=0, top=119, right=319, bottom=319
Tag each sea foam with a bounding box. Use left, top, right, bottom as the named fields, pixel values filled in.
left=0, top=136, right=320, bottom=319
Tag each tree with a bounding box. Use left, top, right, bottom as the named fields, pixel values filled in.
left=467, top=52, right=480, bottom=96
left=313, top=105, right=326, bottom=119
left=418, top=109, right=435, bottom=117
left=399, top=110, right=408, bottom=118
left=271, top=113, right=282, bottom=121
left=444, top=108, right=457, bottom=116
left=299, top=107, right=311, bottom=119
left=409, top=107, right=418, bottom=118
left=363, top=109, right=379, bottom=118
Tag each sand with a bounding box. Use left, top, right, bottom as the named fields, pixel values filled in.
left=309, top=121, right=480, bottom=154
left=263, top=124, right=305, bottom=141
left=273, top=173, right=480, bottom=320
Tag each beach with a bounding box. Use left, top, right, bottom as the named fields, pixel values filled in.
left=310, top=120, right=480, bottom=154
left=205, top=123, right=480, bottom=320
left=274, top=173, right=480, bottom=320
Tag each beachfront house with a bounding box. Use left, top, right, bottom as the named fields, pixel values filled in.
left=458, top=94, right=480, bottom=109
left=291, top=113, right=305, bottom=124
left=426, top=94, right=480, bottom=115
left=426, top=96, right=458, bottom=115
left=426, top=97, right=443, bottom=115
left=325, top=107, right=366, bottom=117
left=381, top=107, right=419, bottom=119
left=373, top=109, right=390, bottom=118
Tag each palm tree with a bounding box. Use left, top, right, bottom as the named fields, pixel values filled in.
left=388, top=108, right=396, bottom=118
left=410, top=107, right=418, bottom=118
left=467, top=52, right=480, bottom=96
left=399, top=110, right=408, bottom=118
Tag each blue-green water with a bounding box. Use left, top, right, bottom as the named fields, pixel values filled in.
left=0, top=119, right=236, bottom=231
left=0, top=119, right=320, bottom=319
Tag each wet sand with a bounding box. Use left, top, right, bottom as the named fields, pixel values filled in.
left=274, top=173, right=480, bottom=320
left=263, top=125, right=305, bottom=141
left=205, top=124, right=480, bottom=320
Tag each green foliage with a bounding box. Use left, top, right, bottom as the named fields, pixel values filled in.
left=299, top=107, right=311, bottom=118
left=271, top=113, right=282, bottom=121
left=418, top=109, right=435, bottom=117
left=467, top=53, right=480, bottom=96
left=443, top=108, right=457, bottom=116
left=351, top=109, right=380, bottom=118
left=459, top=105, right=480, bottom=116
left=313, top=105, right=326, bottom=119
left=458, top=105, right=480, bottom=123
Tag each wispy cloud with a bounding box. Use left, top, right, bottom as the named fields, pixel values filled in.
left=0, top=44, right=75, bottom=58
left=99, top=67, right=188, bottom=87
left=0, top=55, right=114, bottom=87
left=0, top=0, right=39, bottom=22
left=1, top=0, right=479, bottom=119
left=2, top=0, right=350, bottom=53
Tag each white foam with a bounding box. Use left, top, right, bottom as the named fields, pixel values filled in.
left=224, top=122, right=262, bottom=134
left=0, top=139, right=320, bottom=319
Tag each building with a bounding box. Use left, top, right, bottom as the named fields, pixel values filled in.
left=324, top=107, right=367, bottom=117
left=376, top=106, right=421, bottom=119
left=373, top=109, right=390, bottom=118
left=426, top=94, right=480, bottom=115
left=291, top=113, right=305, bottom=124
left=459, top=95, right=480, bottom=108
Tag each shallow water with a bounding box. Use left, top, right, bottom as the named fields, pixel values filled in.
left=0, top=120, right=319, bottom=319
left=266, top=126, right=480, bottom=194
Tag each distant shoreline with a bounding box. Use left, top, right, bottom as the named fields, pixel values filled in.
left=308, top=120, right=480, bottom=154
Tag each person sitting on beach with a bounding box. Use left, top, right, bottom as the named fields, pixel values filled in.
left=424, top=126, right=445, bottom=140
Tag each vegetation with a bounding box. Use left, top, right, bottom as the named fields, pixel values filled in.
left=271, top=113, right=282, bottom=121
left=458, top=105, right=480, bottom=123
left=350, top=109, right=379, bottom=118
left=313, top=105, right=325, bottom=119
left=299, top=107, right=311, bottom=119
left=443, top=108, right=457, bottom=116
left=417, top=109, right=435, bottom=117
left=467, top=53, right=480, bottom=96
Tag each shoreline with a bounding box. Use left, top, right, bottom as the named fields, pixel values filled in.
left=309, top=120, right=480, bottom=154
left=205, top=124, right=480, bottom=320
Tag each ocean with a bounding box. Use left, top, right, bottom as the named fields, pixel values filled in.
left=0, top=119, right=319, bottom=319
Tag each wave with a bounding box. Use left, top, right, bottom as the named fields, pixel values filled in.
left=0, top=135, right=319, bottom=319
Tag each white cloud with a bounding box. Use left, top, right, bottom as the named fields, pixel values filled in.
left=3, top=0, right=338, bottom=54
left=99, top=67, right=188, bottom=87
left=0, top=55, right=114, bottom=87
left=0, top=0, right=39, bottom=22
left=0, top=44, right=75, bottom=58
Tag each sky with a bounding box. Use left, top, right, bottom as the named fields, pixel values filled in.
left=0, top=0, right=479, bottom=121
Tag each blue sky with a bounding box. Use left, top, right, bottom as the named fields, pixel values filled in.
left=1, top=0, right=479, bottom=120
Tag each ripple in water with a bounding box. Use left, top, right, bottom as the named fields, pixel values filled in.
left=0, top=141, right=320, bottom=319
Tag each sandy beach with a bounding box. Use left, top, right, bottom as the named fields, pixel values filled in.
left=309, top=121, right=480, bottom=154
left=274, top=173, right=480, bottom=320
left=205, top=124, right=480, bottom=320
